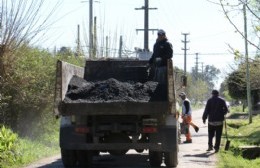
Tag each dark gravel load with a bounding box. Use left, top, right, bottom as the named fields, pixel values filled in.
left=63, top=76, right=164, bottom=103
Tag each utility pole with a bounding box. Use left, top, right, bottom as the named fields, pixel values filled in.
left=201, top=62, right=204, bottom=79
left=76, top=25, right=81, bottom=57
left=105, top=36, right=108, bottom=58
left=243, top=3, right=252, bottom=123
left=93, top=16, right=97, bottom=58
left=89, top=0, right=93, bottom=59
left=135, top=0, right=157, bottom=51
left=195, top=53, right=199, bottom=80
left=181, top=33, right=190, bottom=75
left=119, top=36, right=123, bottom=58
left=82, top=0, right=100, bottom=58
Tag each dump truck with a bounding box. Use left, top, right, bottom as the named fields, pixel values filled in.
left=54, top=59, right=179, bottom=167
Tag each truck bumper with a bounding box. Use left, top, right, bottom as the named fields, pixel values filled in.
left=60, top=126, right=177, bottom=152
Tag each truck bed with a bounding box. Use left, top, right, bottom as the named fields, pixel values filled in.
left=54, top=59, right=177, bottom=116
left=59, top=101, right=170, bottom=116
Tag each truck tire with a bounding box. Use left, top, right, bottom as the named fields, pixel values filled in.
left=77, top=150, right=93, bottom=167
left=149, top=151, right=162, bottom=167
left=164, top=151, right=178, bottom=167
left=61, top=149, right=77, bottom=168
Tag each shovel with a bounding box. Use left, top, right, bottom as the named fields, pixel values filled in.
left=224, top=118, right=231, bottom=151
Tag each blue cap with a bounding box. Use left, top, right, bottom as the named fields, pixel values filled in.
left=157, top=29, right=166, bottom=35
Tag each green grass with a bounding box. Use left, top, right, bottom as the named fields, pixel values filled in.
left=219, top=150, right=260, bottom=168
left=217, top=105, right=260, bottom=168
left=228, top=105, right=248, bottom=114
left=11, top=137, right=60, bottom=168
left=0, top=126, right=59, bottom=168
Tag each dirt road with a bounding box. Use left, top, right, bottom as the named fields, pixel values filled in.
left=23, top=109, right=217, bottom=168
left=177, top=108, right=217, bottom=168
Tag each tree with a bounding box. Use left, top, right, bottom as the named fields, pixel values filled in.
left=173, top=67, right=186, bottom=90
left=189, top=79, right=209, bottom=104
left=226, top=57, right=260, bottom=112
left=0, top=44, right=57, bottom=132
left=0, top=0, right=61, bottom=77
left=219, top=79, right=233, bottom=102
left=203, top=65, right=220, bottom=89
left=0, top=43, right=85, bottom=136
left=227, top=70, right=247, bottom=99
left=217, top=0, right=260, bottom=52
left=0, top=0, right=61, bottom=133
left=191, top=64, right=220, bottom=90
left=57, top=46, right=74, bottom=57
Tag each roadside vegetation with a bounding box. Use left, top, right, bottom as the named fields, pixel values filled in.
left=0, top=0, right=259, bottom=167
left=218, top=105, right=260, bottom=168
left=0, top=125, right=59, bottom=168
left=0, top=45, right=85, bottom=168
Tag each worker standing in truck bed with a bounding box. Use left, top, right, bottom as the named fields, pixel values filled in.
left=149, top=29, right=173, bottom=85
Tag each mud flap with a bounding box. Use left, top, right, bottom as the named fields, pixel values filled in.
left=161, top=126, right=178, bottom=152
left=150, top=126, right=178, bottom=152
left=60, top=126, right=86, bottom=149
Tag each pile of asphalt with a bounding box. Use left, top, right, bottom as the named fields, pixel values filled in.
left=63, top=76, right=162, bottom=103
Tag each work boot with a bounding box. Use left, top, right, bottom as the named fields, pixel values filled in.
left=183, top=139, right=192, bottom=143
left=214, top=147, right=219, bottom=153
left=194, top=126, right=199, bottom=133
left=206, top=147, right=213, bottom=151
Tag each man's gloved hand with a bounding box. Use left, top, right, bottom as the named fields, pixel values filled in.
left=155, top=57, right=162, bottom=66
left=203, top=119, right=206, bottom=124
left=155, top=57, right=162, bottom=62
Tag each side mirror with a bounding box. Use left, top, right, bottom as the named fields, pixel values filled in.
left=181, top=75, right=187, bottom=88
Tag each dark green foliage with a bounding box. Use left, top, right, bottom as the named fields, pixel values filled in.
left=226, top=57, right=260, bottom=101
left=0, top=44, right=85, bottom=138
left=0, top=126, right=20, bottom=167
left=57, top=47, right=74, bottom=57
left=0, top=44, right=83, bottom=167
left=227, top=71, right=247, bottom=99
left=0, top=46, right=58, bottom=137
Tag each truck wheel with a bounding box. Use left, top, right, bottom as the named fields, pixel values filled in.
left=61, top=149, right=77, bottom=167
left=149, top=151, right=162, bottom=167
left=164, top=151, right=178, bottom=167
left=77, top=150, right=93, bottom=167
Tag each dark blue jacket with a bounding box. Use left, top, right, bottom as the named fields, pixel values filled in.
left=202, top=96, right=228, bottom=122
left=149, top=38, right=173, bottom=67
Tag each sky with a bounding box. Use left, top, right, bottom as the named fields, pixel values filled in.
left=39, top=0, right=258, bottom=86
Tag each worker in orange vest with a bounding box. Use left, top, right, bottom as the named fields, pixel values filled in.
left=179, top=92, right=199, bottom=143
